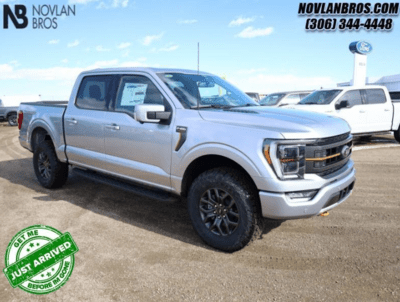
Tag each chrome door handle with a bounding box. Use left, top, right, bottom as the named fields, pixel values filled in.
left=359, top=110, right=365, bottom=113
left=66, top=118, right=77, bottom=124
left=384, top=109, right=390, bottom=111
left=105, top=124, right=120, bottom=130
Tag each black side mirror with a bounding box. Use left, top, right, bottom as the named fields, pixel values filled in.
left=335, top=100, right=349, bottom=110
left=147, top=111, right=171, bottom=121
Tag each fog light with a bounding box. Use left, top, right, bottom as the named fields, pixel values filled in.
left=287, top=190, right=318, bottom=201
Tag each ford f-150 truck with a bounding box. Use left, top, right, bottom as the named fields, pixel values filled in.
left=18, top=68, right=356, bottom=252
left=290, top=86, right=400, bottom=142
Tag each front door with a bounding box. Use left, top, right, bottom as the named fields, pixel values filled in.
left=333, top=89, right=366, bottom=134
left=103, top=74, right=174, bottom=189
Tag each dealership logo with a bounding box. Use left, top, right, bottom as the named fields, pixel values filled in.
left=349, top=41, right=373, bottom=55
left=2, top=4, right=76, bottom=29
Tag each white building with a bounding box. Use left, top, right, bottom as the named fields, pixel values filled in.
left=337, top=74, right=400, bottom=93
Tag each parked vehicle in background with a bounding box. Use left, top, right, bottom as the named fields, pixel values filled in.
left=245, top=92, right=260, bottom=102
left=259, top=91, right=312, bottom=107
left=18, top=67, right=355, bottom=252
left=290, top=86, right=400, bottom=142
left=0, top=95, right=41, bottom=126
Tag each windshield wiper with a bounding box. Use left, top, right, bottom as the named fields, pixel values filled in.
left=235, top=103, right=259, bottom=108
left=190, top=104, right=234, bottom=109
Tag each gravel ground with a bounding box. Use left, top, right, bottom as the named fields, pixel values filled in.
left=0, top=123, right=399, bottom=302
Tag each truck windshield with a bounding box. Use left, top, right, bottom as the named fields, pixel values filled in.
left=259, top=93, right=286, bottom=106
left=298, top=90, right=342, bottom=105
left=157, top=73, right=259, bottom=109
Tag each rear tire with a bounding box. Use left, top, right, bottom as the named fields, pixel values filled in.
left=33, top=141, right=69, bottom=189
left=8, top=114, right=17, bottom=126
left=395, top=127, right=400, bottom=143
left=187, top=167, right=262, bottom=252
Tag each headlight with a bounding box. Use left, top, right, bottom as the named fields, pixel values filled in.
left=263, top=139, right=315, bottom=180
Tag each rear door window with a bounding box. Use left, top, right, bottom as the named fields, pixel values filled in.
left=338, top=90, right=362, bottom=107
left=390, top=92, right=400, bottom=102
left=76, top=76, right=114, bottom=110
left=363, top=89, right=387, bottom=104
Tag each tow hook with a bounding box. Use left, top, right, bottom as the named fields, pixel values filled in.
left=319, top=211, right=329, bottom=217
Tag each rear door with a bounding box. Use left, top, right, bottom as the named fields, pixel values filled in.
left=64, top=75, right=115, bottom=169
left=361, top=88, right=392, bottom=132
left=103, top=74, right=174, bottom=189
left=333, top=89, right=365, bottom=134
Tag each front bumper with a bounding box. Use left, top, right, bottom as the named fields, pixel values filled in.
left=259, top=166, right=356, bottom=219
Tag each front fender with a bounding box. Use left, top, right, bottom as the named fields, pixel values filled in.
left=170, top=143, right=267, bottom=193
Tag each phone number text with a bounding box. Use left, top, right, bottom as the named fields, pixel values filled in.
left=305, top=18, right=393, bottom=31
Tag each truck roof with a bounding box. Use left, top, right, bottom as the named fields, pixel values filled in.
left=318, top=85, right=388, bottom=91
left=81, top=67, right=213, bottom=76
left=267, top=90, right=314, bottom=95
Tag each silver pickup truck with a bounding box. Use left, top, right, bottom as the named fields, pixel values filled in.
left=18, top=68, right=356, bottom=251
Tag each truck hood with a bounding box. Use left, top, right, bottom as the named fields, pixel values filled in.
left=288, top=104, right=331, bottom=114
left=198, top=106, right=350, bottom=139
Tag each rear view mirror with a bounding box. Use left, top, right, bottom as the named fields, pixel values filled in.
left=335, top=100, right=349, bottom=110
left=135, top=104, right=171, bottom=123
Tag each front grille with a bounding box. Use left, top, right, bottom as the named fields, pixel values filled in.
left=305, top=133, right=352, bottom=176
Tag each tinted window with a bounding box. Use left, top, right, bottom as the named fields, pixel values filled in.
left=115, top=76, right=168, bottom=113
left=299, top=90, right=342, bottom=105
left=390, top=92, right=400, bottom=102
left=338, top=90, right=362, bottom=107
left=76, top=76, right=113, bottom=110
left=364, top=89, right=386, bottom=104
left=259, top=93, right=286, bottom=106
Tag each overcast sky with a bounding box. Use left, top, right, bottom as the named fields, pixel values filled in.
left=0, top=0, right=399, bottom=99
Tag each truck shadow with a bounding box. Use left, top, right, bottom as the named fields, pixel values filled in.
left=0, top=158, right=280, bottom=252
left=353, top=135, right=398, bottom=146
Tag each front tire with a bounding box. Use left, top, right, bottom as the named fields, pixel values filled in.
left=8, top=114, right=17, bottom=126
left=187, top=168, right=261, bottom=252
left=33, top=141, right=69, bottom=189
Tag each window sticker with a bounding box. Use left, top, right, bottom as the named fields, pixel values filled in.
left=120, top=83, right=148, bottom=106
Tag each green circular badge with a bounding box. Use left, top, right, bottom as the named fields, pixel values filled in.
left=3, top=225, right=79, bottom=295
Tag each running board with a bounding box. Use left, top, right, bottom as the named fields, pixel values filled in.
left=72, top=168, right=179, bottom=202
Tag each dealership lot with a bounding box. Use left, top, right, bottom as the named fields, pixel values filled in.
left=0, top=124, right=399, bottom=301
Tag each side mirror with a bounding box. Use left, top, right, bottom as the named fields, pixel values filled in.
left=135, top=104, right=171, bottom=123
left=335, top=100, right=349, bottom=110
